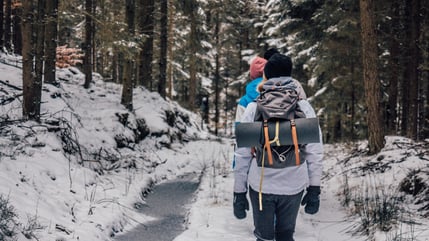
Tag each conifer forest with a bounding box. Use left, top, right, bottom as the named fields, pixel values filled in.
left=1, top=0, right=428, bottom=152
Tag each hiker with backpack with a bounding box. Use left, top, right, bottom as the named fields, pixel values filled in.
left=233, top=49, right=307, bottom=169
left=233, top=53, right=324, bottom=241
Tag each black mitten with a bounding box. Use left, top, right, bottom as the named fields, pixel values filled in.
left=301, top=186, right=321, bottom=214
left=233, top=192, right=249, bottom=219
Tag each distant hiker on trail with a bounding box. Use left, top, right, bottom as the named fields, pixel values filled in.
left=234, top=56, right=267, bottom=125
left=233, top=53, right=324, bottom=241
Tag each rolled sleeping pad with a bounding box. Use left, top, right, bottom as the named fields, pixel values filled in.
left=235, top=118, right=320, bottom=148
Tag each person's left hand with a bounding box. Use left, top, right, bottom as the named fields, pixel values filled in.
left=233, top=192, right=249, bottom=219
left=301, top=186, right=321, bottom=214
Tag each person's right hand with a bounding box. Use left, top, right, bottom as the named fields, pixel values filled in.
left=233, top=192, right=249, bottom=219
left=301, top=186, right=321, bottom=214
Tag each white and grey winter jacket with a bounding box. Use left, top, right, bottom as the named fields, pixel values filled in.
left=233, top=77, right=324, bottom=195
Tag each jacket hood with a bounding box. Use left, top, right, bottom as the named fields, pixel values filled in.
left=261, top=77, right=296, bottom=91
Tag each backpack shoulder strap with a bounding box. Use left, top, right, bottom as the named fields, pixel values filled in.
left=262, top=120, right=274, bottom=166
left=290, top=119, right=300, bottom=166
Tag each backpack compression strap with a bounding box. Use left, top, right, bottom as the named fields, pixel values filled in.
left=290, top=119, right=300, bottom=166
left=263, top=120, right=274, bottom=166
left=268, top=121, right=281, bottom=146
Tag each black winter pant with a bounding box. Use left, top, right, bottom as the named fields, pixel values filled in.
left=249, top=187, right=303, bottom=241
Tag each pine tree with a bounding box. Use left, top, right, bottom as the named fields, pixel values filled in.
left=22, top=0, right=38, bottom=120
left=405, top=0, right=421, bottom=140
left=121, top=0, right=136, bottom=111
left=158, top=0, right=168, bottom=98
left=0, top=0, right=3, bottom=48
left=138, top=0, right=155, bottom=89
left=4, top=0, right=12, bottom=52
left=360, top=0, right=384, bottom=153
left=83, top=0, right=93, bottom=89
left=44, top=0, right=59, bottom=85
left=12, top=3, right=22, bottom=55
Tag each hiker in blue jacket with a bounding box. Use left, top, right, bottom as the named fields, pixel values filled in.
left=235, top=56, right=267, bottom=124
left=233, top=53, right=324, bottom=241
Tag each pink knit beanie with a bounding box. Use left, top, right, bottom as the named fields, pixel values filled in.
left=249, top=56, right=267, bottom=80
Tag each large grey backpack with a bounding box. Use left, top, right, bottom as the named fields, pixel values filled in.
left=254, top=86, right=305, bottom=168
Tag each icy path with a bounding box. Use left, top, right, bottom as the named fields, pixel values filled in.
left=115, top=174, right=200, bottom=241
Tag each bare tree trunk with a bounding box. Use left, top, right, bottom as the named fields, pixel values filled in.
left=138, top=0, right=155, bottom=88
left=387, top=1, right=400, bottom=135
left=188, top=0, right=197, bottom=110
left=350, top=56, right=356, bottom=140
left=12, top=5, right=22, bottom=55
left=360, top=0, right=384, bottom=154
left=121, top=0, right=136, bottom=110
left=406, top=0, right=421, bottom=140
left=0, top=0, right=4, bottom=48
left=4, top=0, right=12, bottom=51
left=420, top=2, right=429, bottom=139
left=214, top=11, right=220, bottom=136
left=121, top=60, right=133, bottom=110
left=44, top=0, right=58, bottom=85
left=158, top=0, right=167, bottom=98
left=426, top=62, right=429, bottom=138
left=32, top=0, right=46, bottom=121
left=167, top=0, right=174, bottom=99
left=112, top=52, right=118, bottom=83
left=83, top=0, right=93, bottom=89
left=22, top=0, right=36, bottom=120
left=91, top=0, right=96, bottom=73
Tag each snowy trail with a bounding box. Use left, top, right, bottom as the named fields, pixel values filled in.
left=173, top=171, right=365, bottom=241
left=173, top=143, right=367, bottom=241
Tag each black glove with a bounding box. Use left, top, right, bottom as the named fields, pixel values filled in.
left=301, top=186, right=321, bottom=214
left=233, top=192, right=249, bottom=219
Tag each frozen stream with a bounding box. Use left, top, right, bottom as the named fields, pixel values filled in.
left=115, top=174, right=200, bottom=241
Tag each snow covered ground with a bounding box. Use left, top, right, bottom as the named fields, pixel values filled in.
left=175, top=140, right=429, bottom=241
left=1, top=53, right=429, bottom=241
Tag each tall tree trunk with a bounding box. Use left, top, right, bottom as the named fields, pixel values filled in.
left=33, top=0, right=46, bottom=121
left=118, top=53, right=124, bottom=84
left=121, top=60, right=133, bottom=110
left=167, top=0, right=174, bottom=99
left=400, top=73, right=409, bottom=136
left=158, top=0, right=167, bottom=98
left=112, top=52, right=118, bottom=83
left=0, top=0, right=4, bottom=48
left=22, top=0, right=36, bottom=120
left=426, top=60, right=429, bottom=138
left=350, top=57, right=356, bottom=140
left=406, top=0, right=421, bottom=140
left=214, top=11, right=220, bottom=136
left=188, top=0, right=197, bottom=110
left=83, top=0, right=93, bottom=89
left=91, top=0, right=96, bottom=73
left=12, top=6, right=22, bottom=54
left=421, top=1, right=429, bottom=139
left=360, top=0, right=384, bottom=154
left=44, top=0, right=58, bottom=85
left=121, top=0, right=136, bottom=110
left=138, top=0, right=155, bottom=88
left=4, top=0, right=12, bottom=51
left=387, top=1, right=400, bottom=135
